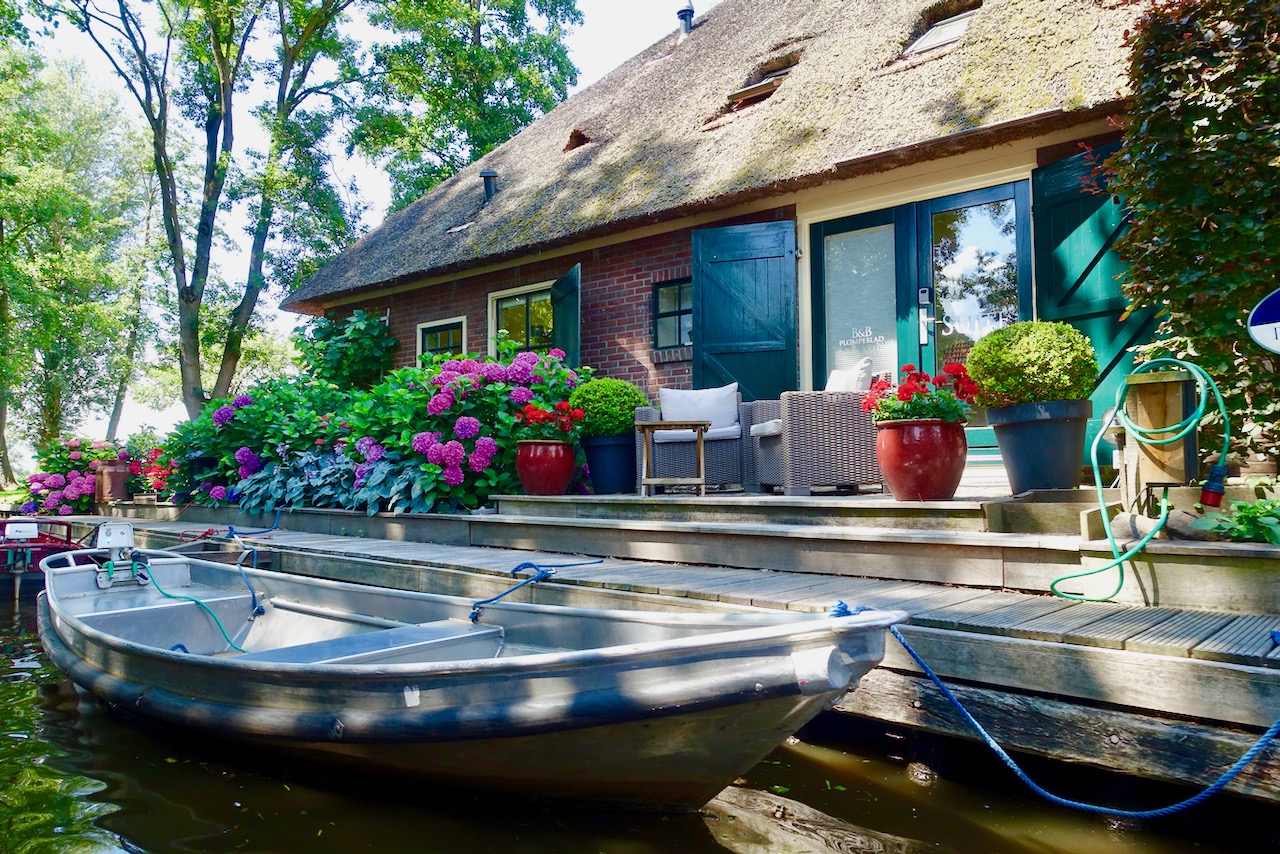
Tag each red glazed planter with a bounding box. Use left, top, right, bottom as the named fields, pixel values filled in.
left=874, top=419, right=967, bottom=501
left=515, top=440, right=576, bottom=495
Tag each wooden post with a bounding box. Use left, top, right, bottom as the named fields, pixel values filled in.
left=1124, top=370, right=1196, bottom=488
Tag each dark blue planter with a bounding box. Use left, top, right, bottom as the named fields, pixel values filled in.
left=987, top=399, right=1093, bottom=494
left=581, top=433, right=638, bottom=495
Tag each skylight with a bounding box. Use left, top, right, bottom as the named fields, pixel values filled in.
left=903, top=7, right=978, bottom=56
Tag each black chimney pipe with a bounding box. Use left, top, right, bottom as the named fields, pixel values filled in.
left=480, top=169, right=499, bottom=202
left=677, top=2, right=694, bottom=35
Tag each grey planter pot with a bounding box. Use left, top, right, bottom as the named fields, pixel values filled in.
left=986, top=399, right=1093, bottom=494
left=581, top=433, right=638, bottom=495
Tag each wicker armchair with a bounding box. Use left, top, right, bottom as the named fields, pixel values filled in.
left=633, top=396, right=758, bottom=493
left=749, top=360, right=883, bottom=496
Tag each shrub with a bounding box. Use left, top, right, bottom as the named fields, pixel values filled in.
left=237, top=449, right=357, bottom=514
left=292, top=309, right=398, bottom=390
left=1108, top=0, right=1280, bottom=458
left=568, top=377, right=650, bottom=437
left=20, top=436, right=125, bottom=515
left=1192, top=498, right=1280, bottom=545
left=965, top=321, right=1099, bottom=409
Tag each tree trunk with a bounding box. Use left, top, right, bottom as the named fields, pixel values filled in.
left=0, top=399, right=13, bottom=486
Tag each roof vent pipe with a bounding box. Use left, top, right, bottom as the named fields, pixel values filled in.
left=480, top=169, right=499, bottom=203
left=677, top=2, right=694, bottom=35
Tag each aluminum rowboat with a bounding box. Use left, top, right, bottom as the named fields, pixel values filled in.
left=37, top=531, right=902, bottom=810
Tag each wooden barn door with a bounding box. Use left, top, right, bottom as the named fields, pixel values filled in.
left=691, top=222, right=798, bottom=400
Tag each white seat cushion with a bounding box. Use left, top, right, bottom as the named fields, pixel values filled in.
left=825, top=356, right=874, bottom=392
left=653, top=424, right=742, bottom=443
left=658, top=383, right=739, bottom=428
left=749, top=419, right=783, bottom=438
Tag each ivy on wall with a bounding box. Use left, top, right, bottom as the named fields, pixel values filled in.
left=1109, top=0, right=1280, bottom=460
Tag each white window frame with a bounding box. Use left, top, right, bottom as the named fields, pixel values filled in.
left=416, top=315, right=468, bottom=362
left=904, top=7, right=978, bottom=56
left=487, top=280, right=553, bottom=356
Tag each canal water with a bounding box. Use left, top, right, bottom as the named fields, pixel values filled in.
left=3, top=597, right=1275, bottom=854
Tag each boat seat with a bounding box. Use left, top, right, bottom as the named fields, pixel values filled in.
left=236, top=619, right=504, bottom=665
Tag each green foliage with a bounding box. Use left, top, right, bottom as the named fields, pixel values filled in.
left=568, top=377, right=650, bottom=437
left=1109, top=0, right=1280, bottom=458
left=1192, top=498, right=1280, bottom=544
left=292, top=310, right=398, bottom=390
left=21, top=436, right=125, bottom=514
left=966, top=321, right=1099, bottom=409
left=237, top=449, right=356, bottom=515
left=356, top=0, right=582, bottom=208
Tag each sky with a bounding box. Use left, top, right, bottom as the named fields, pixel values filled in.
left=63, top=0, right=726, bottom=446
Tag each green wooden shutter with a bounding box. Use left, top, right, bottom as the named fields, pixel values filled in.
left=691, top=222, right=798, bottom=400
left=550, top=263, right=581, bottom=367
left=1033, top=143, right=1157, bottom=457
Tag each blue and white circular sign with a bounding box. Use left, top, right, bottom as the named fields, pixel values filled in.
left=1249, top=287, right=1280, bottom=354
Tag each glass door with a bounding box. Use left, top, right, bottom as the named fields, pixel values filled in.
left=918, top=184, right=1031, bottom=448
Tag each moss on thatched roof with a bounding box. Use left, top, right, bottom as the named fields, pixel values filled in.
left=285, top=0, right=1134, bottom=313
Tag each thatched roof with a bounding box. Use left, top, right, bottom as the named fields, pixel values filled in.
left=284, top=0, right=1134, bottom=314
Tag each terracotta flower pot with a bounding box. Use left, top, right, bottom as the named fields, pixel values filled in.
left=515, top=440, right=576, bottom=495
left=874, top=419, right=967, bottom=501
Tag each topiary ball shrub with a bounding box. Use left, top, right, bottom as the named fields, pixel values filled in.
left=569, top=377, right=651, bottom=437
left=966, top=320, right=1099, bottom=409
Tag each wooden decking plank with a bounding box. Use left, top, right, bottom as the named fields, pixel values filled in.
left=956, top=597, right=1077, bottom=636
left=850, top=582, right=948, bottom=610
left=1192, top=615, right=1280, bottom=667
left=1011, top=601, right=1129, bottom=643
left=898, top=586, right=995, bottom=618
left=911, top=592, right=1028, bottom=630
left=658, top=572, right=777, bottom=601
left=714, top=573, right=856, bottom=606
left=755, top=578, right=906, bottom=611
left=1061, top=607, right=1183, bottom=649
left=785, top=579, right=923, bottom=609
left=1125, top=611, right=1236, bottom=657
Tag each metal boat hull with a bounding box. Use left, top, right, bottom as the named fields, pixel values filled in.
left=38, top=546, right=902, bottom=810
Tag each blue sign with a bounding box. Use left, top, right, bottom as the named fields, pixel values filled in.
left=1249, top=287, right=1280, bottom=354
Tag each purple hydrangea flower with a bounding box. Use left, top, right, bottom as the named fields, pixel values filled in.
left=441, top=360, right=464, bottom=373
left=238, top=465, right=253, bottom=480
left=62, top=483, right=80, bottom=500
left=565, top=370, right=578, bottom=387
left=506, top=360, right=535, bottom=384
left=456, top=359, right=480, bottom=374
left=453, top=416, right=480, bottom=440
left=213, top=405, right=236, bottom=427
left=441, top=440, right=466, bottom=467
left=364, top=442, right=386, bottom=463
left=468, top=451, right=492, bottom=473
left=428, top=391, right=454, bottom=416
left=479, top=362, right=508, bottom=383
left=430, top=370, right=461, bottom=387
left=57, top=504, right=73, bottom=516
left=234, top=446, right=257, bottom=465
left=45, top=473, right=66, bottom=489
left=19, top=501, right=37, bottom=515
left=233, top=394, right=254, bottom=408
left=442, top=465, right=465, bottom=487
left=69, top=450, right=82, bottom=460
left=43, top=494, right=60, bottom=510
left=426, top=444, right=445, bottom=465
left=475, top=436, right=498, bottom=456
left=209, top=485, right=228, bottom=501
left=27, top=473, right=46, bottom=484
left=509, top=386, right=534, bottom=406
left=548, top=348, right=566, bottom=360
left=411, top=431, right=441, bottom=454
left=355, top=436, right=376, bottom=457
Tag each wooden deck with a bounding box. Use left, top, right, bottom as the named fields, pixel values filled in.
left=78, top=505, right=1280, bottom=803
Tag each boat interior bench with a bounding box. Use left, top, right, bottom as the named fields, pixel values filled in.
left=236, top=619, right=504, bottom=665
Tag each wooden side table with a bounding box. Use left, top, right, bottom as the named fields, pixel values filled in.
left=636, top=420, right=712, bottom=496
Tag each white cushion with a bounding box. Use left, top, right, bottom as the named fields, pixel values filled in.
left=825, top=357, right=874, bottom=392
left=749, top=419, right=783, bottom=438
left=658, top=383, right=739, bottom=428
left=653, top=424, right=742, bottom=443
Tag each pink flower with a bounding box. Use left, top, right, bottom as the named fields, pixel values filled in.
left=442, top=440, right=466, bottom=467
left=428, top=391, right=454, bottom=415
left=209, top=485, right=227, bottom=501
left=442, top=465, right=465, bottom=487
left=57, top=504, right=73, bottom=515
left=69, top=451, right=82, bottom=460
left=509, top=386, right=534, bottom=406
left=65, top=438, right=81, bottom=448
left=548, top=348, right=565, bottom=360
left=454, top=417, right=480, bottom=440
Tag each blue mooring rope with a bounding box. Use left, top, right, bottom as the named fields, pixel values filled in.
left=884, top=621, right=1280, bottom=819
left=468, top=559, right=605, bottom=623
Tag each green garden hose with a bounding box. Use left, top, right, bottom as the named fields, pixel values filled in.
left=1049, top=358, right=1231, bottom=601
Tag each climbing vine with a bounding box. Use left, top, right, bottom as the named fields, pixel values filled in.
left=1109, top=0, right=1280, bottom=460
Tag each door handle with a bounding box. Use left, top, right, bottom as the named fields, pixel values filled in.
left=918, top=306, right=934, bottom=344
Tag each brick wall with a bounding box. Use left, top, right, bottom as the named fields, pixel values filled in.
left=338, top=206, right=795, bottom=401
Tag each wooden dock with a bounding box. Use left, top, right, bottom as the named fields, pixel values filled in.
left=87, top=493, right=1280, bottom=804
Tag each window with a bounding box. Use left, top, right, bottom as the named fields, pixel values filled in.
left=904, top=7, right=978, bottom=56
left=417, top=317, right=466, bottom=362
left=653, top=279, right=692, bottom=349
left=490, top=283, right=553, bottom=352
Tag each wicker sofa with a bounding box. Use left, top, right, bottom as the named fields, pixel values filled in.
left=749, top=392, right=881, bottom=495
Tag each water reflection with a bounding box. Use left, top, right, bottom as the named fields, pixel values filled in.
left=3, top=599, right=1275, bottom=853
